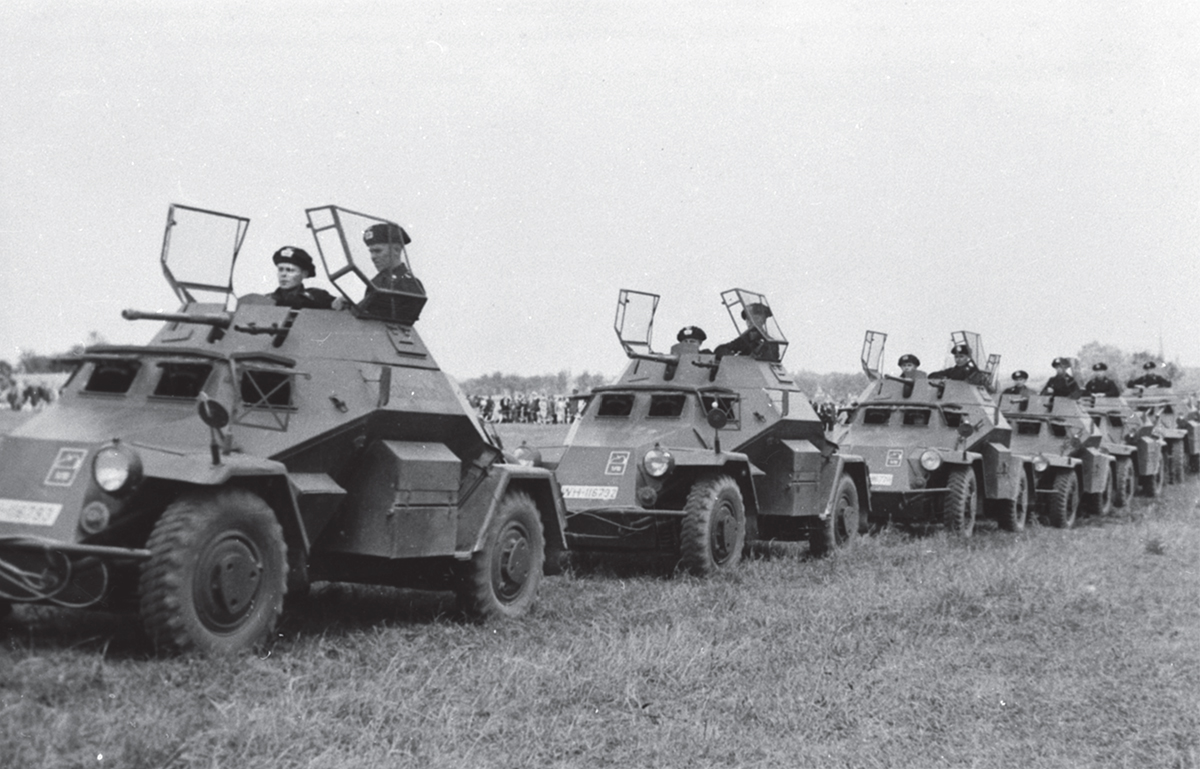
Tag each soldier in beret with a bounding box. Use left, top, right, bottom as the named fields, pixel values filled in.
left=1084, top=362, right=1121, bottom=397
left=269, top=247, right=338, bottom=310
left=1040, top=357, right=1082, bottom=398
left=1002, top=370, right=1032, bottom=396
left=363, top=222, right=425, bottom=296
left=898, top=354, right=924, bottom=379
left=929, top=344, right=991, bottom=388
left=713, top=303, right=773, bottom=358
left=1126, top=361, right=1172, bottom=389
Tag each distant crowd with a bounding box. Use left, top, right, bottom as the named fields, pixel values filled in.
left=471, top=393, right=581, bottom=424
left=2, top=382, right=58, bottom=411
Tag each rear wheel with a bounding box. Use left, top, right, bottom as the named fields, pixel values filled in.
left=1045, top=470, right=1080, bottom=529
left=994, top=470, right=1030, bottom=532
left=943, top=468, right=978, bottom=536
left=1084, top=463, right=1115, bottom=517
left=809, top=474, right=861, bottom=556
left=457, top=491, right=544, bottom=620
left=139, top=488, right=288, bottom=655
left=1111, top=457, right=1135, bottom=508
left=681, top=475, right=745, bottom=576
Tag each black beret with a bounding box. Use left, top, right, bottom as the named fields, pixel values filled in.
left=1052, top=357, right=1069, bottom=367
left=677, top=326, right=707, bottom=343
left=898, top=354, right=920, bottom=367
left=363, top=222, right=411, bottom=246
left=951, top=344, right=971, bottom=356
left=1012, top=370, right=1028, bottom=380
left=1143, top=361, right=1157, bottom=370
left=272, top=246, right=316, bottom=278
left=1092, top=362, right=1108, bottom=372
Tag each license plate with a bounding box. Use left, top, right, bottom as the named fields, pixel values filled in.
left=869, top=474, right=894, bottom=487
left=562, top=485, right=619, bottom=501
left=0, top=499, right=64, bottom=526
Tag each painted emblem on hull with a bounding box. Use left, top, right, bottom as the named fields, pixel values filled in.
left=605, top=451, right=631, bottom=475
left=44, top=448, right=88, bottom=487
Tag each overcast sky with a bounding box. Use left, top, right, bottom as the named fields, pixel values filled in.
left=2, top=1, right=1196, bottom=382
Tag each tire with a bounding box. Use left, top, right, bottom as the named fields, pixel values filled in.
left=943, top=468, right=978, bottom=536
left=994, top=470, right=1030, bottom=532
left=680, top=475, right=745, bottom=576
left=1167, top=441, right=1185, bottom=485
left=456, top=491, right=544, bottom=620
left=1045, top=470, right=1080, bottom=529
left=139, top=488, right=288, bottom=655
left=1140, top=458, right=1164, bottom=498
left=1111, top=457, right=1135, bottom=508
left=1084, top=463, right=1115, bottom=517
left=809, top=474, right=861, bottom=557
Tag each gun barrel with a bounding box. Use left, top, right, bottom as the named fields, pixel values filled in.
left=121, top=308, right=232, bottom=328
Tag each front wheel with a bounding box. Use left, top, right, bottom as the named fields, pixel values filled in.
left=1140, top=459, right=1165, bottom=498
left=456, top=491, right=545, bottom=620
left=809, top=474, right=861, bottom=556
left=139, top=488, right=288, bottom=655
left=680, top=475, right=745, bottom=576
left=994, top=470, right=1030, bottom=532
left=1111, top=457, right=1135, bottom=508
left=1167, top=440, right=1185, bottom=484
left=1084, top=463, right=1115, bottom=517
left=943, top=468, right=978, bottom=536
left=1045, top=470, right=1080, bottom=529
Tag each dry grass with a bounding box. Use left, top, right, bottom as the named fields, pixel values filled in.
left=3, top=429, right=1199, bottom=768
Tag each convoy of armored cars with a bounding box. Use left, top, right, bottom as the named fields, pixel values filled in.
left=0, top=204, right=568, bottom=653
left=1120, top=388, right=1200, bottom=484
left=998, top=392, right=1121, bottom=525
left=0, top=203, right=1196, bottom=657
left=837, top=332, right=1032, bottom=535
left=529, top=289, right=871, bottom=575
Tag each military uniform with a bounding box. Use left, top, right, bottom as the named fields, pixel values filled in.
left=371, top=264, right=426, bottom=296
left=270, top=285, right=336, bottom=310
left=713, top=328, right=764, bottom=358
left=1127, top=373, right=1172, bottom=389
left=929, top=362, right=990, bottom=388
left=1002, top=383, right=1032, bottom=396
left=1084, top=376, right=1121, bottom=397
left=1040, top=374, right=1082, bottom=398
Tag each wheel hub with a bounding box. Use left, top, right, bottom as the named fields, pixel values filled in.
left=495, top=525, right=531, bottom=601
left=710, top=502, right=737, bottom=562
left=196, top=533, right=262, bottom=632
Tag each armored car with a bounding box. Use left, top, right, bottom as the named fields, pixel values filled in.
left=0, top=204, right=567, bottom=653
left=529, top=289, right=870, bottom=575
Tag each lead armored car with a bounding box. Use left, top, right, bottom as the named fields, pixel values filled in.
left=0, top=204, right=567, bottom=653
left=839, top=331, right=1031, bottom=535
left=532, top=289, right=870, bottom=575
left=998, top=391, right=1122, bottom=525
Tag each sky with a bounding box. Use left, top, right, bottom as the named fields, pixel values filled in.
left=1, top=1, right=1197, bottom=383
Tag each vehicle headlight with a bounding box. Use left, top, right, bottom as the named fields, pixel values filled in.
left=1033, top=454, right=1049, bottom=473
left=642, top=446, right=675, bottom=478
left=512, top=442, right=542, bottom=468
left=919, top=449, right=942, bottom=472
left=93, top=443, right=142, bottom=494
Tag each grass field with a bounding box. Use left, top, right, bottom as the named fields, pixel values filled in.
left=2, top=422, right=1198, bottom=768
